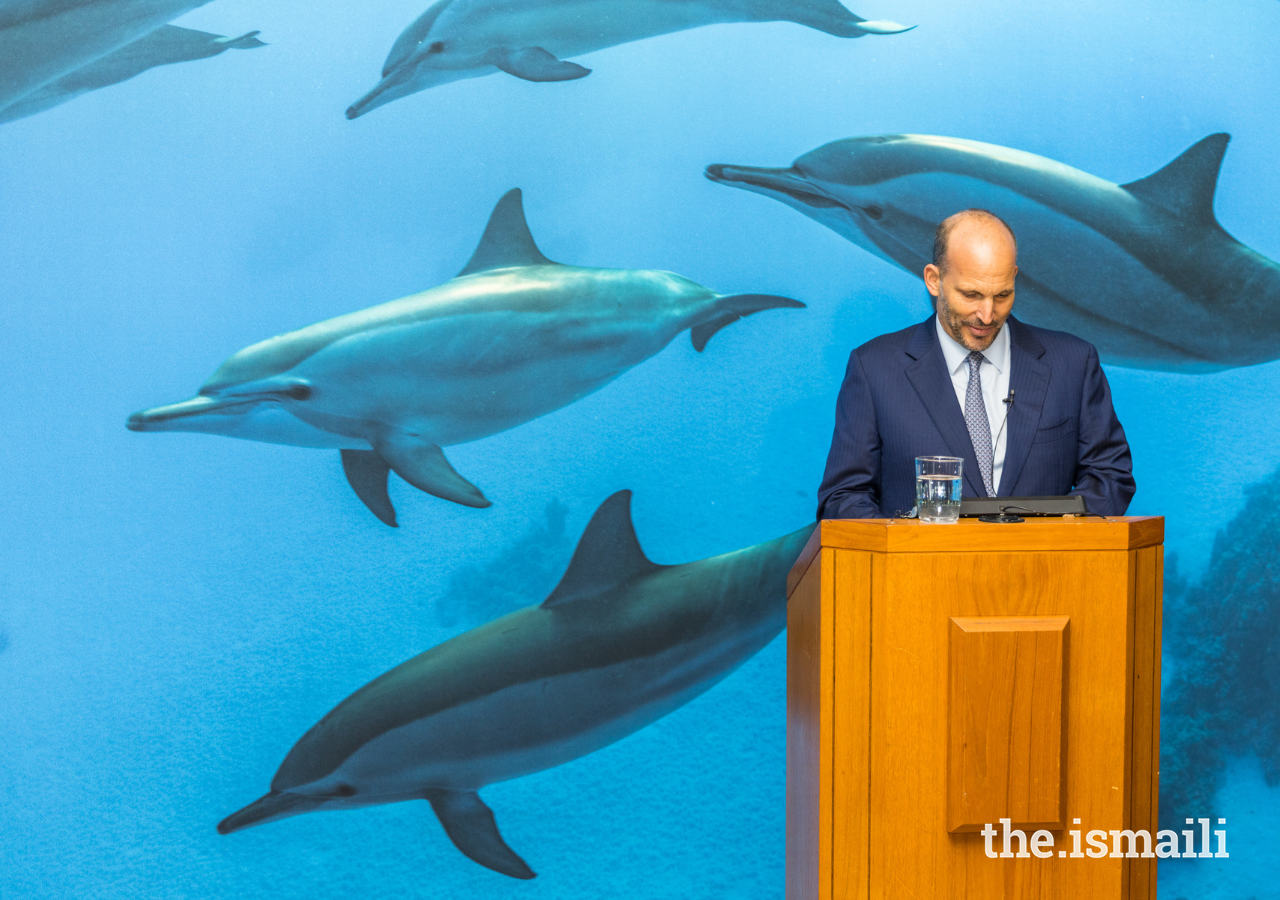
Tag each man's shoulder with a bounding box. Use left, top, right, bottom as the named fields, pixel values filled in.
left=853, top=318, right=927, bottom=363
left=1010, top=317, right=1099, bottom=364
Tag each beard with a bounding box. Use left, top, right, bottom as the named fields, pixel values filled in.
left=938, top=298, right=1007, bottom=352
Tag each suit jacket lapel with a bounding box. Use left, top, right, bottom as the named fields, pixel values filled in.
left=999, top=316, right=1050, bottom=495
left=904, top=317, right=986, bottom=497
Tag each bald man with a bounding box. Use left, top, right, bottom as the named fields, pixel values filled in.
left=818, top=209, right=1135, bottom=519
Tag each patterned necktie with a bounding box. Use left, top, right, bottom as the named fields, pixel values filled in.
left=965, top=351, right=995, bottom=496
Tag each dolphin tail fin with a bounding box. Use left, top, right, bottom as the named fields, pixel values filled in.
left=341, top=450, right=398, bottom=527
left=373, top=436, right=492, bottom=510
left=425, top=789, right=536, bottom=879
left=692, top=294, right=805, bottom=352
left=219, top=30, right=267, bottom=50
left=786, top=0, right=914, bottom=37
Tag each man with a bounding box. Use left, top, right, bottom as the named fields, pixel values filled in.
left=817, top=209, right=1135, bottom=519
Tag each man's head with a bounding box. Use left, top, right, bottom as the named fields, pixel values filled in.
left=924, top=209, right=1018, bottom=352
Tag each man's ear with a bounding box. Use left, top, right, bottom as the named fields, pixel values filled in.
left=923, top=263, right=942, bottom=297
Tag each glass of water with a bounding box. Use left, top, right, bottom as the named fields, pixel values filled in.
left=915, top=456, right=963, bottom=524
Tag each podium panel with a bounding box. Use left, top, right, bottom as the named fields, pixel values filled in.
left=786, top=517, right=1162, bottom=900
left=947, top=615, right=1068, bottom=833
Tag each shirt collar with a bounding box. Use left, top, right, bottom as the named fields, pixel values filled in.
left=935, top=312, right=1011, bottom=376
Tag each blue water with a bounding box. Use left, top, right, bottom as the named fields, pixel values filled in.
left=3, top=0, right=1280, bottom=896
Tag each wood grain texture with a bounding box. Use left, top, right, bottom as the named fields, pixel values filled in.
left=1150, top=547, right=1163, bottom=891
left=947, top=616, right=1069, bottom=833
left=832, top=550, right=872, bottom=900
left=787, top=549, right=833, bottom=900
left=1125, top=546, right=1163, bottom=899
left=806, top=517, right=1164, bottom=556
left=869, top=551, right=1129, bottom=898
left=787, top=518, right=1164, bottom=899
left=788, top=527, right=823, bottom=598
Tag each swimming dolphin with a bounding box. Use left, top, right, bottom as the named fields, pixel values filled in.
left=346, top=0, right=912, bottom=118
left=127, top=190, right=803, bottom=526
left=0, top=25, right=264, bottom=124
left=0, top=0, right=212, bottom=114
left=707, top=132, right=1280, bottom=372
left=217, top=490, right=814, bottom=879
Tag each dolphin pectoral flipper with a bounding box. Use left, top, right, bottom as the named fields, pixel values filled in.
left=341, top=450, right=398, bottom=527
left=784, top=0, right=913, bottom=37
left=424, top=789, right=536, bottom=880
left=373, top=436, right=491, bottom=509
left=491, top=48, right=591, bottom=83
left=691, top=294, right=805, bottom=352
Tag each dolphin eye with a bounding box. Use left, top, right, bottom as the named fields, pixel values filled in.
left=427, top=41, right=445, bottom=53
left=861, top=205, right=884, bottom=220
left=333, top=784, right=356, bottom=797
left=280, top=384, right=311, bottom=401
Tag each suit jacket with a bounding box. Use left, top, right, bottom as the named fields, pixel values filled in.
left=817, top=315, right=1135, bottom=519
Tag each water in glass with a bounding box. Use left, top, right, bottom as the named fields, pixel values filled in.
left=915, top=456, right=963, bottom=524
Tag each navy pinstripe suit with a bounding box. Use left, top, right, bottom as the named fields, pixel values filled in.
left=818, top=315, right=1135, bottom=519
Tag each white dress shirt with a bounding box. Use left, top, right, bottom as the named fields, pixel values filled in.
left=935, top=316, right=1012, bottom=494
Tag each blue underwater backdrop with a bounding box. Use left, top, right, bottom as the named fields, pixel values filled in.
left=3, top=0, right=1280, bottom=896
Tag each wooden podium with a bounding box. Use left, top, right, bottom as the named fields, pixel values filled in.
left=786, top=517, right=1163, bottom=900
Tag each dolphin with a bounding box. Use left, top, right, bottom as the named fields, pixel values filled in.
left=346, top=0, right=912, bottom=118
left=217, top=490, right=814, bottom=879
left=0, top=25, right=265, bottom=124
left=0, top=0, right=213, bottom=114
left=707, top=132, right=1280, bottom=372
left=127, top=190, right=803, bottom=526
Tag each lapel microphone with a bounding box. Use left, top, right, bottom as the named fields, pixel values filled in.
left=994, top=388, right=1016, bottom=451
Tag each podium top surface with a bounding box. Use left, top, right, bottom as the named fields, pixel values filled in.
left=789, top=516, right=1163, bottom=595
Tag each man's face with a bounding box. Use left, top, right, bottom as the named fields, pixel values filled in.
left=923, top=222, right=1018, bottom=352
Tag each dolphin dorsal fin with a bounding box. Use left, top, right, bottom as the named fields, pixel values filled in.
left=1120, top=133, right=1230, bottom=224
left=542, top=491, right=660, bottom=609
left=457, top=189, right=556, bottom=277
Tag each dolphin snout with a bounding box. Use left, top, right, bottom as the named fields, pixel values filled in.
left=126, top=395, right=248, bottom=432
left=347, top=67, right=415, bottom=119
left=218, top=791, right=325, bottom=834
left=346, top=79, right=393, bottom=119
left=347, top=82, right=400, bottom=119
left=346, top=63, right=481, bottom=119
left=706, top=163, right=799, bottom=189
left=705, top=164, right=845, bottom=210
left=127, top=397, right=210, bottom=431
